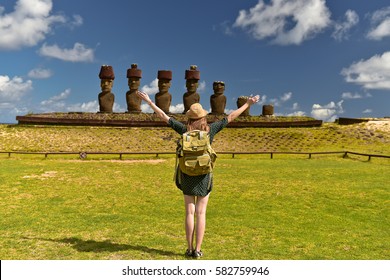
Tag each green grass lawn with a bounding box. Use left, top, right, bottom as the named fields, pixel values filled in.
left=0, top=154, right=388, bottom=260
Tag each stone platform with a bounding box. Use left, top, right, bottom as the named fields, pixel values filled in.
left=16, top=112, right=323, bottom=128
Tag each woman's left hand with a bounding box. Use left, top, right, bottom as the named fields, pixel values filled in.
left=247, top=95, right=260, bottom=105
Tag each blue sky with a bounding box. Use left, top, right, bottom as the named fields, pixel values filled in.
left=1, top=0, right=389, bottom=123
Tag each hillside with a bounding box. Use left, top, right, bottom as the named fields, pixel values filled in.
left=1, top=120, right=389, bottom=155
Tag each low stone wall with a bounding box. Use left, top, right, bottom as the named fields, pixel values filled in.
left=337, top=117, right=369, bottom=125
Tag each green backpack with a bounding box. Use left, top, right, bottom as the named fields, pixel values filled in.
left=176, top=130, right=217, bottom=176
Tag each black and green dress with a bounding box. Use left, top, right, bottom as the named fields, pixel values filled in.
left=168, top=117, right=228, bottom=197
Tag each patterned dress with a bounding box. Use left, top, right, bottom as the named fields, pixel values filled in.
left=168, top=117, right=229, bottom=197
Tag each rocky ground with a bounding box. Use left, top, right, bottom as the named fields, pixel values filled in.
left=364, top=120, right=390, bottom=133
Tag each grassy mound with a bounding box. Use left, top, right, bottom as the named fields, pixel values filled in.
left=1, top=121, right=389, bottom=155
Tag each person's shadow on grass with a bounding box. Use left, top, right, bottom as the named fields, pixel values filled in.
left=23, top=237, right=181, bottom=258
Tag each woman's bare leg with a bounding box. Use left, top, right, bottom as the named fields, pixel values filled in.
left=184, top=195, right=196, bottom=251
left=195, top=194, right=210, bottom=252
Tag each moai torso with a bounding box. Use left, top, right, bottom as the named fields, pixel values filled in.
left=183, top=90, right=200, bottom=113
left=237, top=96, right=250, bottom=116
left=126, top=64, right=142, bottom=113
left=155, top=70, right=173, bottom=114
left=210, top=81, right=226, bottom=115
left=98, top=91, right=115, bottom=113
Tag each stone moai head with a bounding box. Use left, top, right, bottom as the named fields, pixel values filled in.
left=210, top=81, right=226, bottom=115
left=127, top=63, right=142, bottom=90
left=99, top=65, right=115, bottom=92
left=185, top=65, right=200, bottom=93
left=157, top=70, right=172, bottom=93
left=213, top=81, right=225, bottom=95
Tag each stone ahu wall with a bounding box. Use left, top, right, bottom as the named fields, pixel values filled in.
left=97, top=64, right=275, bottom=117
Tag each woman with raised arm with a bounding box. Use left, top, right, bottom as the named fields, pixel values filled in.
left=136, top=90, right=259, bottom=258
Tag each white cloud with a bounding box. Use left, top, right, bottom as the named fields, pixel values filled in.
left=0, top=75, right=32, bottom=122
left=0, top=75, right=33, bottom=102
left=0, top=0, right=66, bottom=50
left=40, top=88, right=71, bottom=107
left=39, top=42, right=94, bottom=62
left=341, top=92, right=372, bottom=99
left=141, top=79, right=158, bottom=95
left=270, top=92, right=292, bottom=106
left=311, top=100, right=344, bottom=122
left=39, top=93, right=124, bottom=113
left=341, top=51, right=390, bottom=90
left=68, top=101, right=124, bottom=113
left=140, top=103, right=154, bottom=113
left=367, top=6, right=390, bottom=40
left=233, top=0, right=331, bottom=45
left=113, top=102, right=125, bottom=112
left=214, top=20, right=234, bottom=36
left=287, top=110, right=306, bottom=117
left=285, top=102, right=306, bottom=116
left=362, top=109, right=372, bottom=114
left=258, top=94, right=267, bottom=105
left=332, top=9, right=359, bottom=41
left=140, top=103, right=185, bottom=114
left=280, top=91, right=292, bottom=102
left=198, top=81, right=206, bottom=92
left=169, top=103, right=185, bottom=114
left=28, top=67, right=53, bottom=79
left=67, top=100, right=99, bottom=112
left=69, top=14, right=83, bottom=28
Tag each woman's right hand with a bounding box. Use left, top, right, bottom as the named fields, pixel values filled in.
left=136, top=90, right=151, bottom=104
left=137, top=90, right=170, bottom=123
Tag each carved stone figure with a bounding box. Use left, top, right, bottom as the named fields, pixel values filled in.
left=262, top=104, right=274, bottom=116
left=237, top=96, right=250, bottom=116
left=126, top=64, right=142, bottom=113
left=183, top=65, right=200, bottom=113
left=210, top=81, right=226, bottom=115
left=155, top=70, right=172, bottom=114
left=98, top=65, right=115, bottom=113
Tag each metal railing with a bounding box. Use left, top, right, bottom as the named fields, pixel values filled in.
left=1, top=150, right=389, bottom=160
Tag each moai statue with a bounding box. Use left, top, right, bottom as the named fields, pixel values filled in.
left=210, top=81, right=227, bottom=115
left=237, top=96, right=251, bottom=116
left=126, top=64, right=142, bottom=113
left=183, top=65, right=200, bottom=113
left=262, top=105, right=274, bottom=116
left=155, top=70, right=172, bottom=114
left=98, top=65, right=115, bottom=113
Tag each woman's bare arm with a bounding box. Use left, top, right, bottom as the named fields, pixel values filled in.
left=227, top=95, right=260, bottom=123
left=136, top=90, right=170, bottom=123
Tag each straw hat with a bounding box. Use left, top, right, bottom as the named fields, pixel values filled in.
left=186, top=103, right=208, bottom=119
